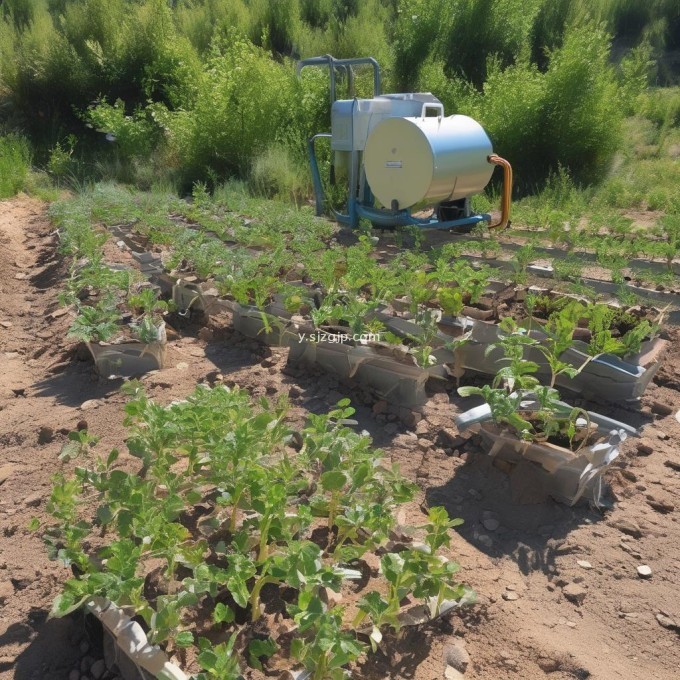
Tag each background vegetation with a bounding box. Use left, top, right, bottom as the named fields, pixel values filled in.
left=0, top=0, right=679, bottom=198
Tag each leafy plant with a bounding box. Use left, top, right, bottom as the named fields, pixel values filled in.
left=68, top=300, right=121, bottom=343
left=130, top=315, right=163, bottom=344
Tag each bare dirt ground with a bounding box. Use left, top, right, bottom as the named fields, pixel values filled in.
left=1, top=196, right=679, bottom=680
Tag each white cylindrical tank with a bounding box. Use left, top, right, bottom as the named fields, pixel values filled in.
left=363, top=114, right=494, bottom=210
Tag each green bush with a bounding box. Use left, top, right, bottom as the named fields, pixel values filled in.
left=541, top=23, right=622, bottom=182
left=434, top=22, right=623, bottom=187
left=149, top=34, right=294, bottom=183
left=84, top=99, right=159, bottom=159
left=0, top=133, right=30, bottom=197
left=249, top=145, right=309, bottom=204
left=248, top=0, right=301, bottom=56
left=0, top=0, right=201, bottom=138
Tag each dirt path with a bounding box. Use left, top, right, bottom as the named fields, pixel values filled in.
left=0, top=196, right=679, bottom=680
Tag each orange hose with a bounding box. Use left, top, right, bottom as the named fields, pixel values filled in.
left=487, top=154, right=512, bottom=230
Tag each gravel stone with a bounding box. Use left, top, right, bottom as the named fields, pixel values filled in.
left=637, top=565, right=652, bottom=579
left=90, top=659, right=106, bottom=679
left=563, top=583, right=587, bottom=605
left=443, top=639, right=470, bottom=673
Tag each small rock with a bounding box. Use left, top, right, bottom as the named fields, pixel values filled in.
left=655, top=430, right=670, bottom=441
left=24, top=493, right=42, bottom=508
left=415, top=420, right=429, bottom=435
left=443, top=639, right=470, bottom=673
left=11, top=388, right=25, bottom=397
left=577, top=560, right=593, bottom=569
left=79, top=641, right=90, bottom=655
left=37, top=426, right=54, bottom=444
left=175, top=362, right=189, bottom=371
left=656, top=613, right=678, bottom=630
left=502, top=591, right=519, bottom=601
left=620, top=542, right=642, bottom=559
left=384, top=423, right=399, bottom=435
left=537, top=657, right=560, bottom=673
left=562, top=583, right=587, bottom=605
left=80, top=399, right=101, bottom=410
left=399, top=407, right=422, bottom=428
left=483, top=518, right=500, bottom=532
left=69, top=670, right=80, bottom=680
left=438, top=429, right=468, bottom=450
left=90, top=659, right=106, bottom=679
left=76, top=420, right=88, bottom=431
left=372, top=400, right=388, bottom=415
left=609, top=518, right=642, bottom=539
left=636, top=442, right=654, bottom=456
left=0, top=580, right=15, bottom=605
left=637, top=565, right=652, bottom=579
left=477, top=534, right=492, bottom=548
left=80, top=656, right=94, bottom=673
left=197, top=327, right=214, bottom=342
left=0, top=321, right=12, bottom=328
left=651, top=402, right=673, bottom=417
left=444, top=666, right=465, bottom=680
left=646, top=495, right=674, bottom=514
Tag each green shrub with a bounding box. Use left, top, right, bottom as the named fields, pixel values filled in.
left=249, top=145, right=309, bottom=204
left=84, top=99, right=159, bottom=159
left=392, top=0, right=445, bottom=89
left=47, top=135, right=77, bottom=184
left=0, top=133, right=30, bottom=197
left=248, top=0, right=301, bottom=56
left=541, top=23, right=622, bottom=182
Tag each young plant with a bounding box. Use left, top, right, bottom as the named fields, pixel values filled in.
left=68, top=299, right=121, bottom=343
left=289, top=594, right=366, bottom=680
left=130, top=315, right=163, bottom=344
left=195, top=634, right=242, bottom=680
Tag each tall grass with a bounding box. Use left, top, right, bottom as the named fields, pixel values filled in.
left=0, top=133, right=30, bottom=198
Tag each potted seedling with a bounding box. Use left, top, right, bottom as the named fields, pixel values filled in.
left=456, top=321, right=638, bottom=505
left=459, top=296, right=666, bottom=400
left=70, top=289, right=168, bottom=377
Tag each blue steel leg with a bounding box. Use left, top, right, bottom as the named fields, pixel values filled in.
left=308, top=134, right=331, bottom=217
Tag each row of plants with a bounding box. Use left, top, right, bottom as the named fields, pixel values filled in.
left=51, top=184, right=664, bottom=388
left=50, top=192, right=173, bottom=350
left=40, top=383, right=472, bottom=678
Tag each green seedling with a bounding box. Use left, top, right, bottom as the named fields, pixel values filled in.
left=68, top=299, right=121, bottom=343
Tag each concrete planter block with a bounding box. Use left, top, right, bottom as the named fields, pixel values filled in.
left=87, top=324, right=166, bottom=377
left=84, top=598, right=189, bottom=680
left=288, top=340, right=370, bottom=379
left=455, top=395, right=636, bottom=505
left=231, top=305, right=299, bottom=347
left=458, top=318, right=666, bottom=400
left=354, top=354, right=429, bottom=407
